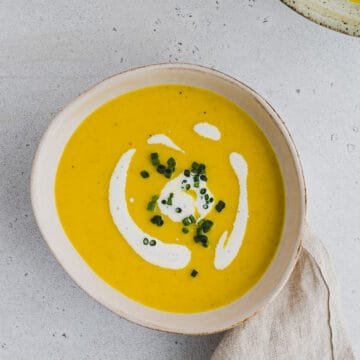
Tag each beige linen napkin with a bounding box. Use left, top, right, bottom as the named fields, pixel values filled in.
left=212, top=226, right=355, bottom=360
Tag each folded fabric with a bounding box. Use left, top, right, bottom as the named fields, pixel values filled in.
left=211, top=226, right=355, bottom=360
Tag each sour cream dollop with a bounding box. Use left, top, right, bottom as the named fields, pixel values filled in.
left=158, top=172, right=214, bottom=222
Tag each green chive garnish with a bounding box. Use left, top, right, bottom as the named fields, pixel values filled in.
left=147, top=195, right=159, bottom=211
left=200, top=188, right=206, bottom=195
left=209, top=197, right=214, bottom=203
left=204, top=194, right=209, bottom=201
left=157, top=164, right=166, bottom=174
left=185, top=184, right=191, bottom=190
left=202, top=220, right=214, bottom=233
left=182, top=179, right=187, bottom=184
left=167, top=157, right=176, bottom=168
left=182, top=227, right=189, bottom=234
left=164, top=167, right=172, bottom=178
left=191, top=162, right=199, bottom=172
left=198, top=164, right=205, bottom=174
left=140, top=170, right=150, bottom=178
left=190, top=269, right=198, bottom=277
left=203, top=204, right=208, bottom=209
left=200, top=174, right=207, bottom=181
left=150, top=152, right=160, bottom=166
left=150, top=239, right=157, bottom=246
left=167, top=193, right=174, bottom=205
left=184, top=169, right=191, bottom=177
left=193, top=175, right=200, bottom=188
left=150, top=215, right=158, bottom=224
left=161, top=199, right=167, bottom=204
left=175, top=207, right=182, bottom=213
left=196, top=227, right=204, bottom=236
left=150, top=215, right=164, bottom=226
left=189, top=215, right=196, bottom=223
left=147, top=202, right=156, bottom=211
left=182, top=217, right=191, bottom=226
left=194, top=234, right=207, bottom=244
left=143, top=238, right=149, bottom=245
left=215, top=200, right=226, bottom=212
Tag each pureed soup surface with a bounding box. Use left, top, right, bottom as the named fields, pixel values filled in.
left=55, top=84, right=285, bottom=313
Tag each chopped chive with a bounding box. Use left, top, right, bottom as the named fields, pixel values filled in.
left=215, top=200, right=226, bottom=212
left=209, top=197, right=214, bottom=203
left=200, top=235, right=208, bottom=243
left=200, top=174, right=207, bottom=181
left=203, top=204, right=208, bottom=209
left=150, top=152, right=160, bottom=166
left=182, top=227, right=189, bottom=234
left=150, top=239, right=157, bottom=246
left=182, top=217, right=191, bottom=226
left=143, top=237, right=149, bottom=245
left=191, top=162, right=199, bottom=172
left=194, top=234, right=207, bottom=244
left=147, top=195, right=159, bottom=211
left=200, top=188, right=206, bottom=195
left=198, top=164, right=206, bottom=174
left=167, top=193, right=174, bottom=205
left=175, top=207, right=182, bottom=213
left=161, top=199, right=167, bottom=204
left=156, top=164, right=166, bottom=174
left=190, top=269, right=198, bottom=277
left=150, top=215, right=159, bottom=224
left=202, top=240, right=209, bottom=248
left=167, top=157, right=176, bottom=168
left=196, top=227, right=204, bottom=236
left=194, top=175, right=200, bottom=187
left=182, top=179, right=187, bottom=184
left=150, top=215, right=164, bottom=226
left=189, top=215, right=196, bottom=223
left=140, top=170, right=150, bottom=178
left=204, top=194, right=209, bottom=201
left=197, top=219, right=205, bottom=227
left=147, top=201, right=156, bottom=211
left=164, top=167, right=172, bottom=178
left=202, top=220, right=214, bottom=233
left=185, top=184, right=191, bottom=190
left=184, top=169, right=191, bottom=177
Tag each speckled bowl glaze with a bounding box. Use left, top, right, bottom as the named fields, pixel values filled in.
left=281, top=0, right=360, bottom=37
left=31, top=64, right=306, bottom=335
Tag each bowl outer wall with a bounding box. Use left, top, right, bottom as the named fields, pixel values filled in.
left=31, top=63, right=306, bottom=335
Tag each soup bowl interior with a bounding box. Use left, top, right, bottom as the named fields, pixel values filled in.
left=31, top=63, right=305, bottom=335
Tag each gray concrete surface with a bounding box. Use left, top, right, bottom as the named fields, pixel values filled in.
left=0, top=1, right=359, bottom=359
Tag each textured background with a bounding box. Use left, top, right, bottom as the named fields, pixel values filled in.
left=0, top=1, right=359, bottom=359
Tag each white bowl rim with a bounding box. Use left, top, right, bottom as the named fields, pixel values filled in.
left=31, top=63, right=306, bottom=335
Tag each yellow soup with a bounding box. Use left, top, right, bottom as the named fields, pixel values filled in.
left=55, top=85, right=285, bottom=313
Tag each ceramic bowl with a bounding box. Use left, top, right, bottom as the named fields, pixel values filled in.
left=31, top=63, right=306, bottom=335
